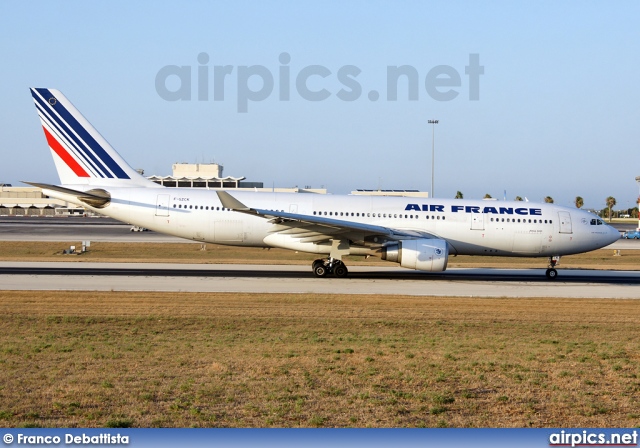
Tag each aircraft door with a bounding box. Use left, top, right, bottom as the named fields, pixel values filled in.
left=558, top=211, right=572, bottom=234
left=156, top=194, right=170, bottom=217
left=289, top=204, right=298, bottom=214
left=471, top=213, right=484, bottom=230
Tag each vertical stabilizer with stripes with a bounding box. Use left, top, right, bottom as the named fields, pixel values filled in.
left=30, top=88, right=156, bottom=187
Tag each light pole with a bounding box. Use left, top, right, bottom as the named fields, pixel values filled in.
left=635, top=176, right=640, bottom=230
left=428, top=119, right=439, bottom=198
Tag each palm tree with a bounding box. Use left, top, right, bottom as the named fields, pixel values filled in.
left=575, top=196, right=584, bottom=209
left=514, top=196, right=523, bottom=202
left=483, top=193, right=492, bottom=199
left=544, top=196, right=554, bottom=204
left=455, top=191, right=463, bottom=199
left=606, top=196, right=616, bottom=222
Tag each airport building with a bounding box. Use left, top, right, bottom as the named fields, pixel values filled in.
left=0, top=163, right=435, bottom=216
left=0, top=185, right=76, bottom=216
left=0, top=163, right=327, bottom=216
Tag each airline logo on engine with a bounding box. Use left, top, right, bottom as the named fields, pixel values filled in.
left=404, top=204, right=543, bottom=215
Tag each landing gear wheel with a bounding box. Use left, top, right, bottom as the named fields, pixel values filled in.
left=545, top=268, right=558, bottom=280
left=314, top=264, right=329, bottom=277
left=333, top=262, right=349, bottom=278
left=312, top=259, right=325, bottom=272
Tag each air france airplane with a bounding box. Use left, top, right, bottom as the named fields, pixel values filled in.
left=27, top=88, right=620, bottom=279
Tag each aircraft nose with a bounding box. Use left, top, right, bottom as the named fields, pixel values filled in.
left=607, top=225, right=621, bottom=244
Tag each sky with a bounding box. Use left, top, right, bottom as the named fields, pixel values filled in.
left=1, top=1, right=639, bottom=210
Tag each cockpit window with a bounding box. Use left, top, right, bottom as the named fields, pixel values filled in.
left=590, top=219, right=597, bottom=225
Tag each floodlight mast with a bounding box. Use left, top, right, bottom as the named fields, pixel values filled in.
left=428, top=119, right=439, bottom=198
left=635, top=176, right=640, bottom=230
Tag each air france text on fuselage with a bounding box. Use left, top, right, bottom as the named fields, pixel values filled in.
left=404, top=204, right=543, bottom=216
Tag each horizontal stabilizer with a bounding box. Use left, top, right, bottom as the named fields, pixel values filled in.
left=22, top=181, right=111, bottom=208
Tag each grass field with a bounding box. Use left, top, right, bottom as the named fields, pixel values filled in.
left=1, top=241, right=638, bottom=428
left=0, top=291, right=639, bottom=428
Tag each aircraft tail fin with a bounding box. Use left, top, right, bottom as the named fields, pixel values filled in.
left=30, top=88, right=156, bottom=187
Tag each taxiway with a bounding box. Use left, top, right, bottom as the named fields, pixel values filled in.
left=1, top=261, right=638, bottom=298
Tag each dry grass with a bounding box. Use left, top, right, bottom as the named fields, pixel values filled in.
left=1, top=241, right=639, bottom=270
left=0, top=291, right=639, bottom=428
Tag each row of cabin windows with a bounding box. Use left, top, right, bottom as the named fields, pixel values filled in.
left=173, top=204, right=285, bottom=212
left=171, top=204, right=553, bottom=226
left=313, top=211, right=445, bottom=220
left=174, top=204, right=229, bottom=211
left=490, top=217, right=552, bottom=224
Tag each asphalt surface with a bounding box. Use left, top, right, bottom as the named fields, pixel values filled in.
left=0, top=263, right=638, bottom=285
left=0, top=262, right=637, bottom=298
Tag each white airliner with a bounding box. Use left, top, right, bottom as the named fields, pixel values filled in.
left=27, top=88, right=620, bottom=279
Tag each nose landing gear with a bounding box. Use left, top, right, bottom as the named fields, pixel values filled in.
left=546, top=255, right=560, bottom=280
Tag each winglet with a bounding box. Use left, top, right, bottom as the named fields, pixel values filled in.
left=216, top=191, right=252, bottom=211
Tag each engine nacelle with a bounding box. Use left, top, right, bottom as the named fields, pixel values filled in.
left=381, top=238, right=448, bottom=272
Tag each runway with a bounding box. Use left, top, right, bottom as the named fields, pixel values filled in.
left=1, top=262, right=638, bottom=298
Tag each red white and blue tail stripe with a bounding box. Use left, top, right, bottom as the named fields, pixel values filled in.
left=30, top=88, right=154, bottom=187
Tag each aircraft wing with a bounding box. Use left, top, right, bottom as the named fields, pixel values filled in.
left=216, top=190, right=434, bottom=245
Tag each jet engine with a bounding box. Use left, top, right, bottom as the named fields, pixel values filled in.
left=381, top=238, right=448, bottom=272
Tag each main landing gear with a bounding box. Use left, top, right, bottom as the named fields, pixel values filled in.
left=312, top=258, right=349, bottom=278
left=546, top=255, right=561, bottom=280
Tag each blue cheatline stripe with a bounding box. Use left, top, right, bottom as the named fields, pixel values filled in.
left=31, top=90, right=111, bottom=179
left=35, top=102, right=103, bottom=177
left=33, top=88, right=130, bottom=180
